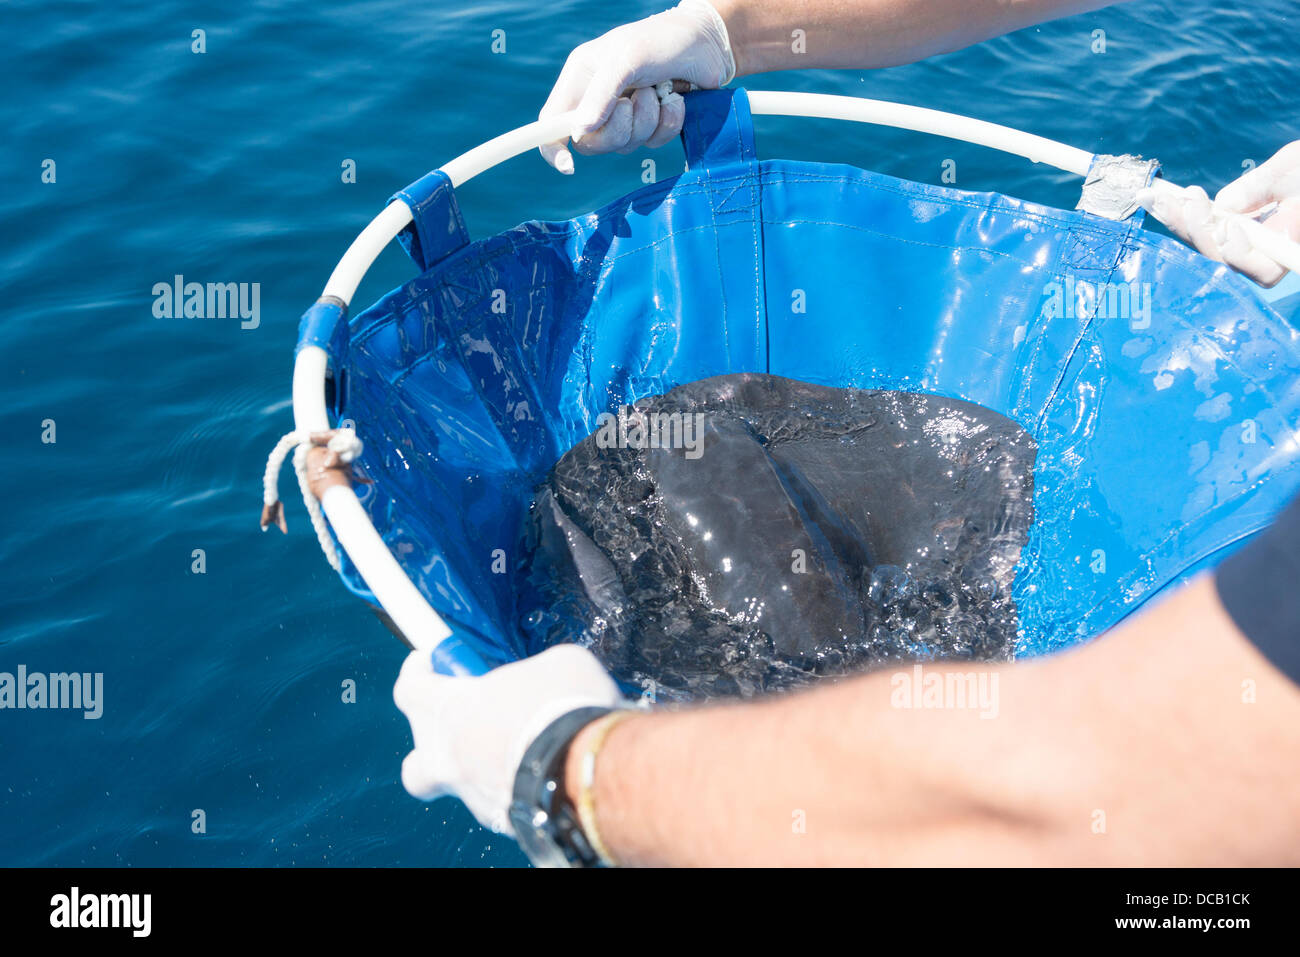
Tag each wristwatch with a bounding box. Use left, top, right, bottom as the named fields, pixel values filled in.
left=508, top=706, right=613, bottom=867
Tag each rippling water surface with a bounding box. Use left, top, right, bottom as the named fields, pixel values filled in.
left=1, top=0, right=1296, bottom=865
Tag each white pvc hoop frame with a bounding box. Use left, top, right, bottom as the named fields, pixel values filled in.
left=292, top=90, right=1300, bottom=654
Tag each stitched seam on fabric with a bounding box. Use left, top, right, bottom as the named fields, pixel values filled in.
left=765, top=169, right=1111, bottom=227
left=713, top=177, right=752, bottom=214
left=359, top=210, right=1044, bottom=353
left=703, top=165, right=732, bottom=361
left=754, top=164, right=769, bottom=373
left=1012, top=230, right=1075, bottom=426
left=364, top=169, right=1106, bottom=338
left=362, top=168, right=1282, bottom=409
left=1030, top=221, right=1297, bottom=626
left=1032, top=225, right=1127, bottom=435
left=757, top=217, right=1037, bottom=265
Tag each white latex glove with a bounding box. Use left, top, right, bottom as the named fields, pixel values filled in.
left=394, top=643, right=624, bottom=835
left=538, top=0, right=737, bottom=173
left=1137, top=141, right=1300, bottom=287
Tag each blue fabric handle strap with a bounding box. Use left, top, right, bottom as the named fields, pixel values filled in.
left=296, top=170, right=469, bottom=358
left=390, top=168, right=471, bottom=271
left=295, top=295, right=350, bottom=418
left=430, top=631, right=492, bottom=676
left=296, top=295, right=348, bottom=357
left=680, top=88, right=757, bottom=170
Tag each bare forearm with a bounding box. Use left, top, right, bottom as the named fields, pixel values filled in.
left=568, top=577, right=1300, bottom=866
left=713, top=0, right=1121, bottom=76
left=575, top=662, right=1070, bottom=866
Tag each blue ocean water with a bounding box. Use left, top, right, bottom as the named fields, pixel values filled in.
left=1, top=0, right=1296, bottom=866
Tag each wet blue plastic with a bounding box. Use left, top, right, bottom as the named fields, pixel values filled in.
left=305, top=88, right=1300, bottom=674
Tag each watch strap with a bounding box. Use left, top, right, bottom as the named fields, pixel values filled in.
left=509, top=706, right=613, bottom=868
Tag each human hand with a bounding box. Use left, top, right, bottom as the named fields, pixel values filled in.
left=537, top=0, right=736, bottom=174
left=393, top=643, right=624, bottom=834
left=1137, top=141, right=1300, bottom=287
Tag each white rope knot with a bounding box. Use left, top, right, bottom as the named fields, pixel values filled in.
left=261, top=428, right=364, bottom=573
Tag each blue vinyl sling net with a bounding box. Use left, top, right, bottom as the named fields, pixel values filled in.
left=299, top=89, right=1300, bottom=679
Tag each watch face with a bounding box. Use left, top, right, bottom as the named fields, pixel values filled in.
left=509, top=803, right=572, bottom=868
